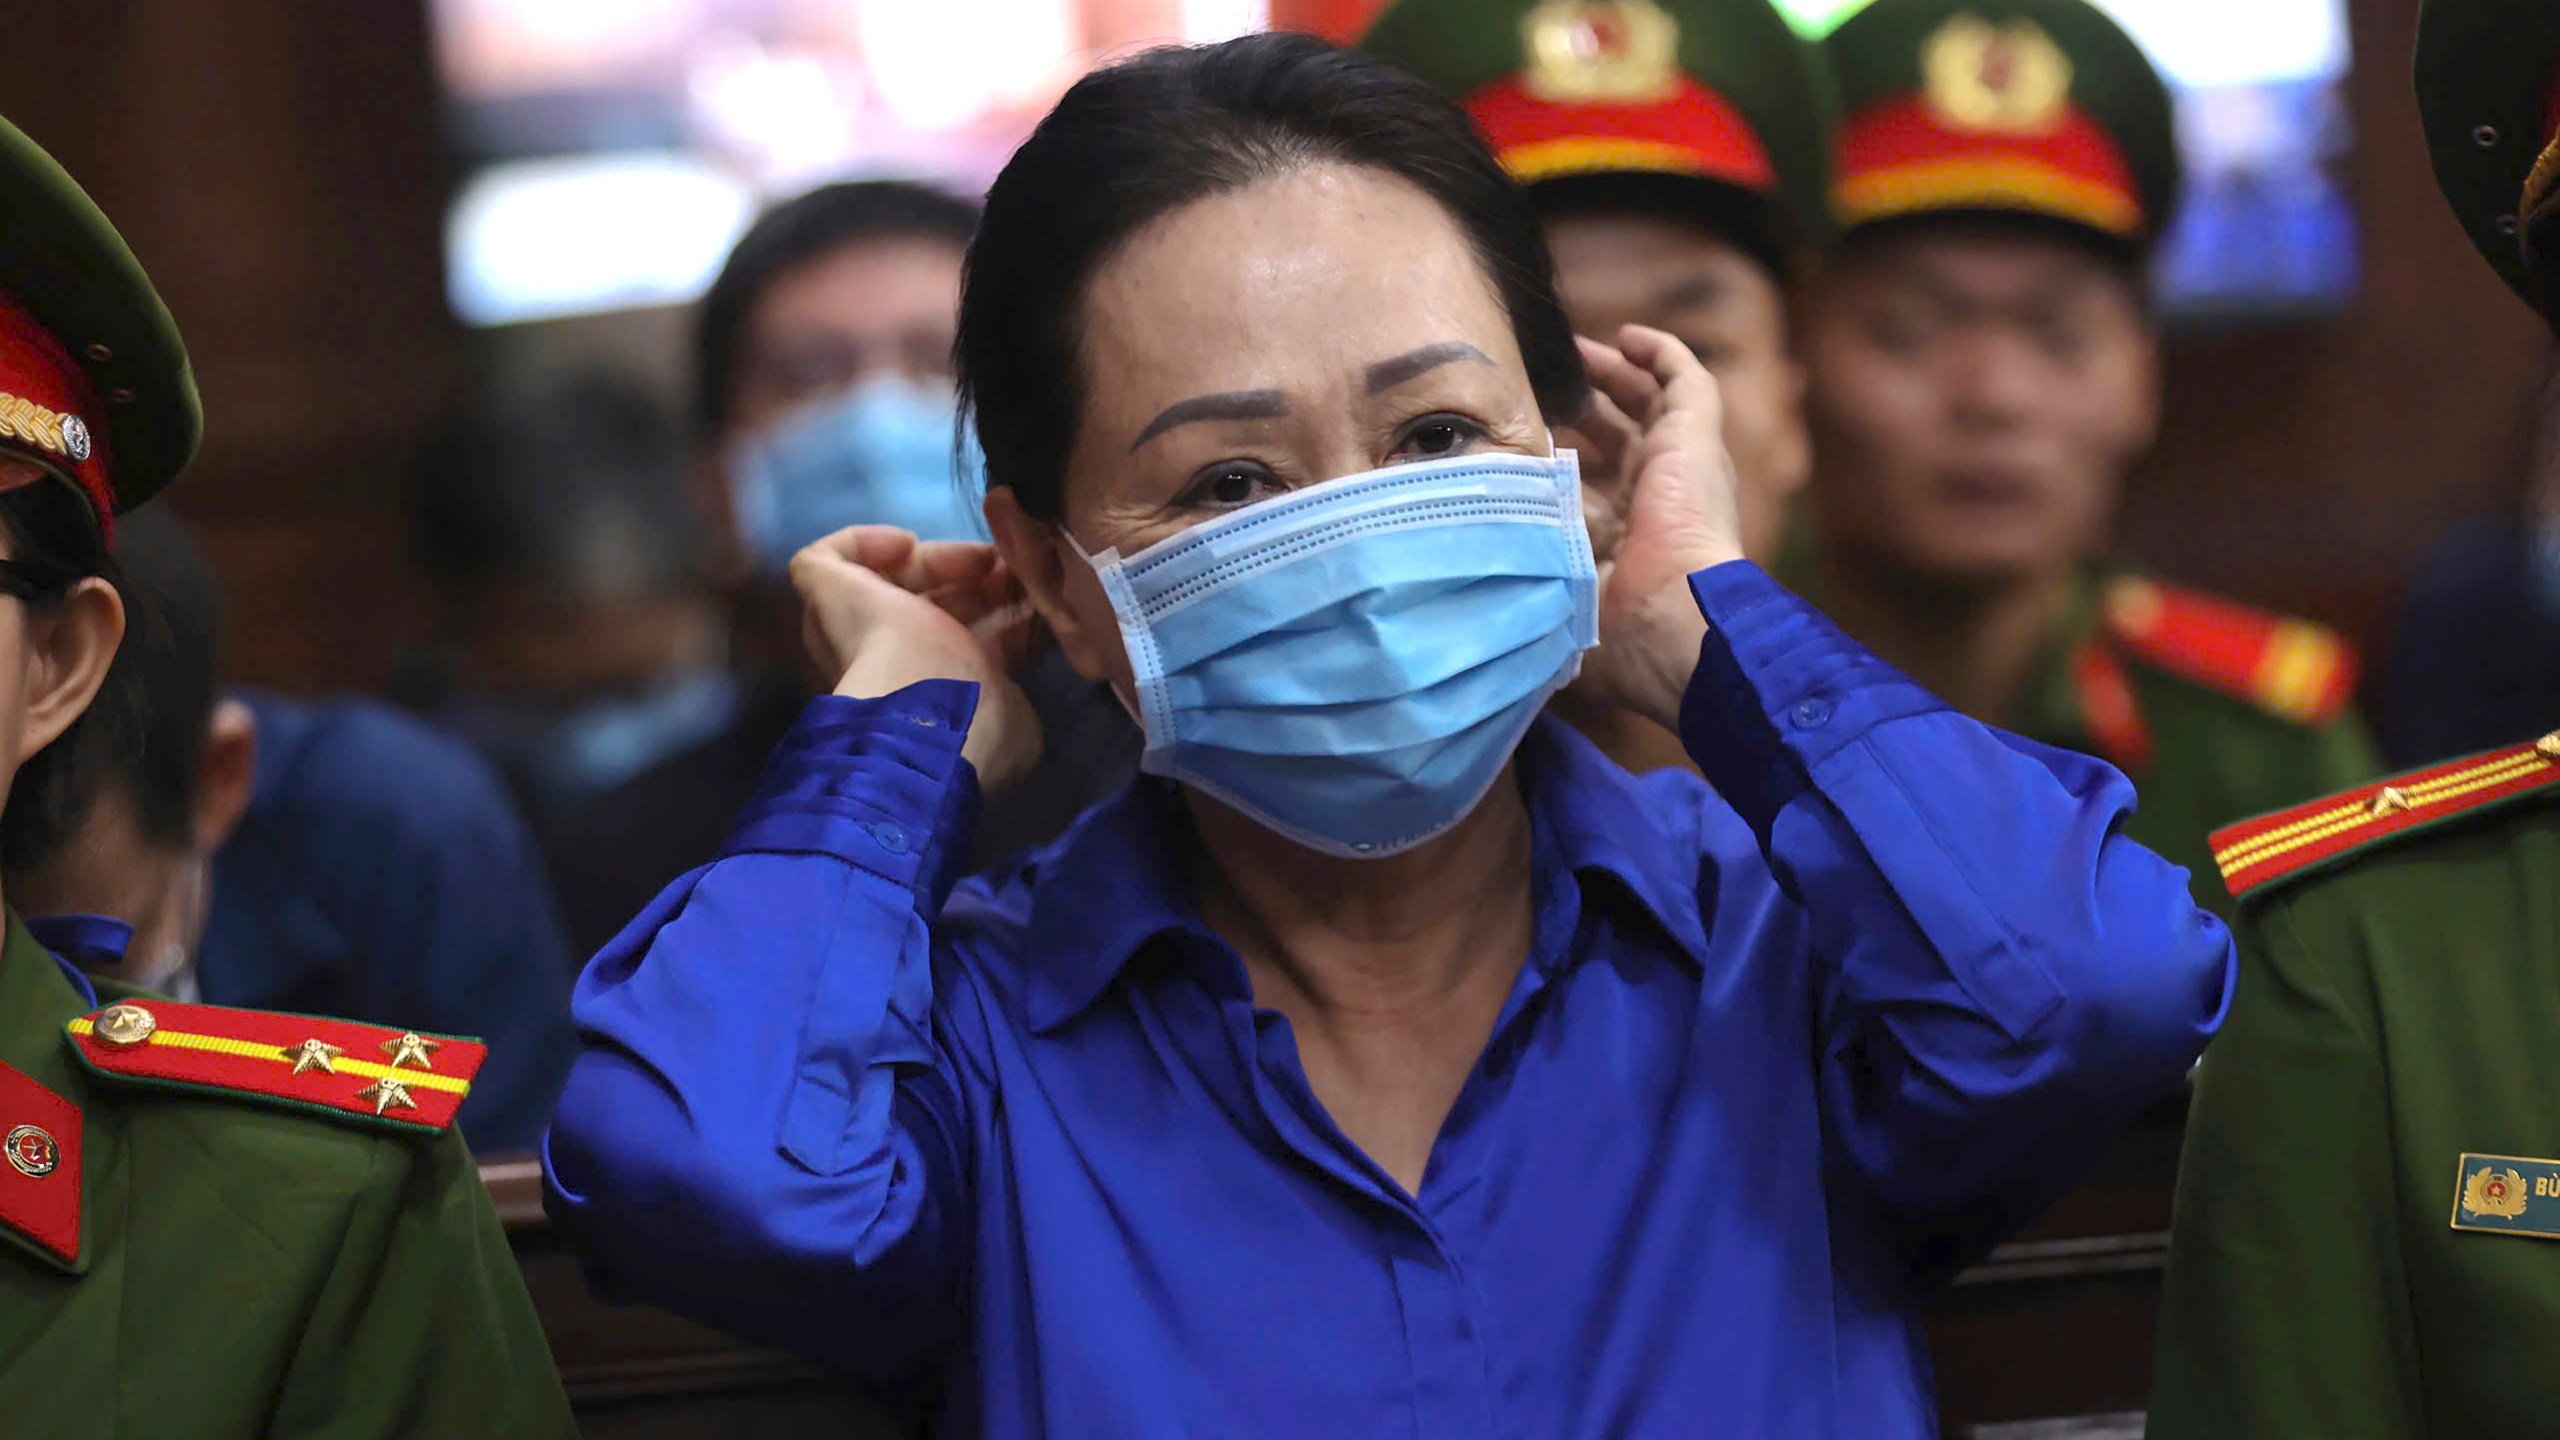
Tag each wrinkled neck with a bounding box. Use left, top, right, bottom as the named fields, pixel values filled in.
left=1182, top=770, right=1536, bottom=1025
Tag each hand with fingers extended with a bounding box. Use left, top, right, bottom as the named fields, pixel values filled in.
left=1567, top=325, right=1748, bottom=730
left=790, top=525, right=1045, bottom=794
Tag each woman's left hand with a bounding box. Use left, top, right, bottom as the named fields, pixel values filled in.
left=1568, top=325, right=1747, bottom=729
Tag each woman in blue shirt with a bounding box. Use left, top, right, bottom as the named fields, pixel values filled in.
left=546, top=33, right=2233, bottom=1437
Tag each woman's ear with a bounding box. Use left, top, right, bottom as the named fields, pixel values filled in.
left=19, top=576, right=123, bottom=761
left=983, top=488, right=1122, bottom=686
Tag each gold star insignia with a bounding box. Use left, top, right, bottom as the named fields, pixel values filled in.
left=354, top=1077, right=418, bottom=1115
left=282, top=1038, right=344, bottom=1075
left=379, top=1032, right=442, bottom=1071
left=2369, top=785, right=2412, bottom=817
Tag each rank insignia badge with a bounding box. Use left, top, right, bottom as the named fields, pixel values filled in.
left=2451, top=1153, right=2560, bottom=1237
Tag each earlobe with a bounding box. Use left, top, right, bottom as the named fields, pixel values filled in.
left=19, top=577, right=123, bottom=762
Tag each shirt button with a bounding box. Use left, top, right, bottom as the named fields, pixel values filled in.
left=1790, top=697, right=1833, bottom=729
left=870, top=823, right=910, bottom=855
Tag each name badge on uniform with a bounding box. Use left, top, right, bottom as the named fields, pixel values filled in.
left=2450, top=1153, right=2560, bottom=1238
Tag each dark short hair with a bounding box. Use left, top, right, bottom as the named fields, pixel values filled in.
left=955, top=32, right=1590, bottom=523
left=0, top=482, right=145, bottom=870
left=694, top=179, right=983, bottom=435
left=412, top=371, right=694, bottom=603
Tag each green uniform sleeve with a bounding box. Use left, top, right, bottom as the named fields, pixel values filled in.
left=265, top=1131, right=574, bottom=1438
left=2147, top=899, right=2423, bottom=1439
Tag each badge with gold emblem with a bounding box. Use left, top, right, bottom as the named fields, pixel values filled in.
left=1521, top=0, right=1681, bottom=105
left=1922, top=13, right=2074, bottom=134
left=2451, top=1153, right=2560, bottom=1238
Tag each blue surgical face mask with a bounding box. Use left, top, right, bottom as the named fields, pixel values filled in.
left=1073, top=446, right=1599, bottom=858
left=451, top=666, right=742, bottom=808
left=731, top=376, right=987, bottom=570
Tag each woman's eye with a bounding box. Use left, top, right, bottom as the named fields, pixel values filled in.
left=1393, top=415, right=1486, bottom=460
left=1177, top=464, right=1285, bottom=511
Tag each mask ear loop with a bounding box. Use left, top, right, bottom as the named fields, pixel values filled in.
left=1057, top=522, right=1165, bottom=742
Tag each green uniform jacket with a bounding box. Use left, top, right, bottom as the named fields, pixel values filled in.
left=2149, top=739, right=2560, bottom=1437
left=0, top=914, right=574, bottom=1438
left=1782, top=556, right=2380, bottom=920
left=2012, top=573, right=2381, bottom=923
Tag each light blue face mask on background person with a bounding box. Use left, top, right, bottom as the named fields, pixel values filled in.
left=1074, top=447, right=1599, bottom=858
left=731, top=376, right=988, bottom=570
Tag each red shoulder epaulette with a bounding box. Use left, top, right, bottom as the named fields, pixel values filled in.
left=2103, top=576, right=2359, bottom=725
left=64, top=1000, right=484, bottom=1138
left=2211, top=732, right=2560, bottom=902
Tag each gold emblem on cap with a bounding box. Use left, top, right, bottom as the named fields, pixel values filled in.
left=380, top=1032, right=442, bottom=1071
left=2536, top=731, right=2560, bottom=761
left=93, top=1003, right=156, bottom=1049
left=2368, top=785, right=2413, bottom=817
left=354, top=1077, right=419, bottom=1116
left=1923, top=14, right=2073, bottom=134
left=1522, top=0, right=1680, bottom=105
left=283, top=1038, right=345, bottom=1076
left=5, top=1124, right=57, bottom=1179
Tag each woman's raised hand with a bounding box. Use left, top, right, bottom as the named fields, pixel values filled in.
left=790, top=526, right=1044, bottom=793
left=1567, top=326, right=1748, bottom=729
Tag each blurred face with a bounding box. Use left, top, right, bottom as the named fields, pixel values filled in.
left=1544, top=210, right=1806, bottom=564
left=723, top=234, right=967, bottom=444
left=988, top=164, right=1549, bottom=698
left=1801, top=224, right=2159, bottom=587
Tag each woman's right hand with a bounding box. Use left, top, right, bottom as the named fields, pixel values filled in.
left=791, top=526, right=1045, bottom=794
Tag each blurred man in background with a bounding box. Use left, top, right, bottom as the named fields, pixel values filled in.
left=404, top=372, right=734, bottom=832
left=11, top=511, right=576, bottom=1149
left=1361, top=0, right=1835, bottom=776
left=546, top=179, right=1136, bottom=957
left=1793, top=0, right=2378, bottom=916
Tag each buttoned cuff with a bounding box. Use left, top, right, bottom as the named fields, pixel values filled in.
left=1679, top=561, right=1950, bottom=839
left=721, top=681, right=984, bottom=908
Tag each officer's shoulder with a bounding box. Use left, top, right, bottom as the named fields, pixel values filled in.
left=2102, top=575, right=2358, bottom=729
left=67, top=992, right=486, bottom=1153
left=2211, top=732, right=2560, bottom=906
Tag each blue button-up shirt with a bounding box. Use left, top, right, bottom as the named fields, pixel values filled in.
left=546, top=562, right=2232, bottom=1437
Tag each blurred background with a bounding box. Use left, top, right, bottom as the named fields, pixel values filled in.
left=0, top=0, right=2534, bottom=703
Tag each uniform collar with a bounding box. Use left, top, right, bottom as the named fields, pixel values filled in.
left=1020, top=715, right=1707, bottom=1034
left=0, top=908, right=97, bottom=1274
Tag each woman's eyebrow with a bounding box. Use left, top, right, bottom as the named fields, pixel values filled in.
left=1364, top=341, right=1493, bottom=394
left=1128, top=389, right=1289, bottom=452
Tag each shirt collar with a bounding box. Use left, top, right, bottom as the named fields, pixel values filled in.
left=1020, top=714, right=1707, bottom=1034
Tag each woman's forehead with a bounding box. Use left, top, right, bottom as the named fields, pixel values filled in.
left=1075, top=166, right=1521, bottom=414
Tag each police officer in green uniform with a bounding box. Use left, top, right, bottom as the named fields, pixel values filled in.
left=1361, top=0, right=1834, bottom=774
left=0, top=116, right=574, bottom=1436
left=2147, top=2, right=2560, bottom=1431
left=1793, top=0, right=2379, bottom=917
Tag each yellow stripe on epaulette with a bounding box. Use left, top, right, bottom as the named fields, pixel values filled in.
left=2104, top=576, right=2359, bottom=725
left=2210, top=732, right=2560, bottom=901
